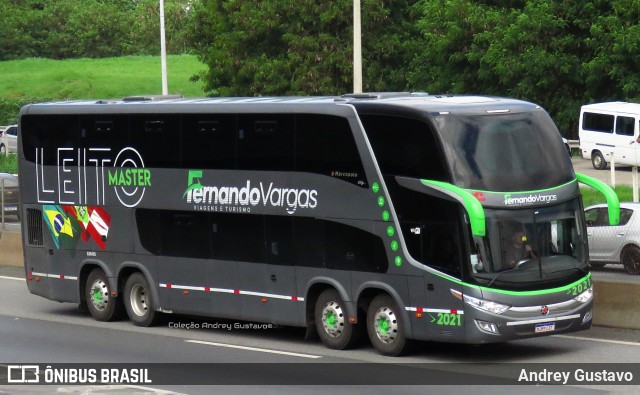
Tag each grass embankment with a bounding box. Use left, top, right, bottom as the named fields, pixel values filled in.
left=580, top=185, right=633, bottom=206
left=0, top=154, right=17, bottom=174
left=0, top=55, right=207, bottom=101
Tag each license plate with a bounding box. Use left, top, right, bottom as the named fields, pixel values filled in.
left=535, top=323, right=555, bottom=333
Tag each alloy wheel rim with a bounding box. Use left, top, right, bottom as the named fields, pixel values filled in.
left=321, top=301, right=345, bottom=338
left=89, top=279, right=109, bottom=311
left=129, top=284, right=148, bottom=317
left=374, top=306, right=398, bottom=344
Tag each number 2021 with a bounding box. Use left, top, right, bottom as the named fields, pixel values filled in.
left=437, top=313, right=461, bottom=326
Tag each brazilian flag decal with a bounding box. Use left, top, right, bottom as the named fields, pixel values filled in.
left=42, top=205, right=82, bottom=249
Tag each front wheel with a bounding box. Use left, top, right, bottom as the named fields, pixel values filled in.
left=367, top=294, right=410, bottom=356
left=124, top=272, right=160, bottom=326
left=622, top=246, right=640, bottom=275
left=314, top=289, right=362, bottom=350
left=85, top=268, right=122, bottom=321
left=591, top=151, right=607, bottom=170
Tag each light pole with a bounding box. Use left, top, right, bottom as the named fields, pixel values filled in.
left=160, top=0, right=168, bottom=95
left=353, top=0, right=362, bottom=94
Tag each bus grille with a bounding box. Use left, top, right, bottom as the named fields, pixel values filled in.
left=26, top=208, right=43, bottom=246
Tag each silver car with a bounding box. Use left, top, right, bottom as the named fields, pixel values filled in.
left=585, top=202, right=640, bottom=274
left=0, top=124, right=18, bottom=154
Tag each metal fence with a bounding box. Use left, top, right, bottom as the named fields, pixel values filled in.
left=1, top=175, right=19, bottom=231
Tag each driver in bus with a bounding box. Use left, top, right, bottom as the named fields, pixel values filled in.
left=504, top=229, right=538, bottom=269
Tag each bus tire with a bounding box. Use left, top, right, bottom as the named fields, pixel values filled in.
left=367, top=294, right=410, bottom=356
left=591, top=151, right=607, bottom=170
left=622, top=246, right=640, bottom=275
left=85, top=268, right=122, bottom=321
left=315, top=289, right=361, bottom=350
left=124, top=272, right=160, bottom=326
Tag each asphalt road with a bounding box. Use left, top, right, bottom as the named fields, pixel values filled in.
left=0, top=271, right=639, bottom=394
left=572, top=156, right=638, bottom=187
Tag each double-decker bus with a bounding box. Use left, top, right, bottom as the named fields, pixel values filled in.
left=18, top=93, right=619, bottom=356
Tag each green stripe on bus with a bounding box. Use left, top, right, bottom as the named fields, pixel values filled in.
left=431, top=270, right=592, bottom=296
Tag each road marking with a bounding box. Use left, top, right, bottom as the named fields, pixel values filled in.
left=57, top=385, right=186, bottom=394
left=0, top=275, right=24, bottom=281
left=185, top=339, right=322, bottom=359
left=556, top=334, right=640, bottom=347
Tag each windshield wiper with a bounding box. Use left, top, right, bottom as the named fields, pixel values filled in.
left=486, top=266, right=523, bottom=288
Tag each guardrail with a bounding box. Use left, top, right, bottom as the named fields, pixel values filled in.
left=0, top=176, right=19, bottom=230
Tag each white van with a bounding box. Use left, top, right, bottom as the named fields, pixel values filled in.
left=579, top=102, right=640, bottom=169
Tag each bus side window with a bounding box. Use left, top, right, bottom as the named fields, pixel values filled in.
left=210, top=213, right=266, bottom=263
left=80, top=115, right=128, bottom=149
left=183, top=115, right=237, bottom=169
left=237, top=114, right=295, bottom=171
left=22, top=115, right=80, bottom=164
left=296, top=114, right=368, bottom=187
left=265, top=216, right=293, bottom=266
left=324, top=221, right=387, bottom=273
left=359, top=115, right=449, bottom=181
left=129, top=114, right=181, bottom=167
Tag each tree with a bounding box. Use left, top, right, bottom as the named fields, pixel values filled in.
left=409, top=0, right=617, bottom=137
left=187, top=0, right=418, bottom=96
left=0, top=0, right=194, bottom=60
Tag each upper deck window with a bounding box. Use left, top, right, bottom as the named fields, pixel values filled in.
left=434, top=111, right=574, bottom=191
left=359, top=115, right=449, bottom=182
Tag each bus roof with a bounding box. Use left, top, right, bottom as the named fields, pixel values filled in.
left=20, top=93, right=542, bottom=116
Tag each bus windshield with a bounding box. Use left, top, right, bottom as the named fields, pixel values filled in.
left=434, top=111, right=574, bottom=191
left=469, top=199, right=587, bottom=288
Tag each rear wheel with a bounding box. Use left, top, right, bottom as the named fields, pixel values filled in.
left=367, top=294, right=410, bottom=356
left=85, top=268, right=122, bottom=321
left=124, top=272, right=160, bottom=326
left=314, top=289, right=362, bottom=350
left=591, top=151, right=607, bottom=170
left=622, top=246, right=640, bottom=275
left=0, top=144, right=5, bottom=155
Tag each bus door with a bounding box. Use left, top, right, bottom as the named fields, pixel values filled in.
left=154, top=211, right=217, bottom=316
left=264, top=216, right=299, bottom=325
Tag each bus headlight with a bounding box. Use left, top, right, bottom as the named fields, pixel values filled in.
left=463, top=294, right=510, bottom=314
left=573, top=286, right=593, bottom=303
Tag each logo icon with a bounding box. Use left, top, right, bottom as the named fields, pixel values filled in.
left=540, top=305, right=549, bottom=315
left=184, top=170, right=203, bottom=198
left=7, top=365, right=40, bottom=383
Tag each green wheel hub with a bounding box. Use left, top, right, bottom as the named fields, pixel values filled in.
left=89, top=278, right=109, bottom=312
left=373, top=306, right=399, bottom=344
left=321, top=301, right=345, bottom=338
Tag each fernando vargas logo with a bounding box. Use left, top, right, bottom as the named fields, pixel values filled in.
left=504, top=193, right=557, bottom=206
left=184, top=170, right=318, bottom=214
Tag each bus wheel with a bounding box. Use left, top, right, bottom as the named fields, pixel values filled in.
left=622, top=246, right=640, bottom=275
left=315, top=289, right=361, bottom=350
left=124, top=272, right=159, bottom=326
left=367, top=294, right=410, bottom=356
left=86, top=268, right=121, bottom=321
left=591, top=151, right=606, bottom=170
